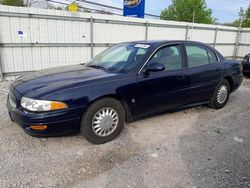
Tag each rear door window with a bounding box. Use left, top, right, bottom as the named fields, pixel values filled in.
left=185, top=45, right=210, bottom=68
left=206, top=48, right=218, bottom=63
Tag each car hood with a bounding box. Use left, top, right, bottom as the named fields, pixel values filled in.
left=13, top=65, right=117, bottom=96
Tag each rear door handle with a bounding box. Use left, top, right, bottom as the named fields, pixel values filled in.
left=177, top=75, right=185, bottom=80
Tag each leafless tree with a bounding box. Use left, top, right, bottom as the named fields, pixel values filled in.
left=0, top=0, right=64, bottom=9
left=23, top=0, right=40, bottom=7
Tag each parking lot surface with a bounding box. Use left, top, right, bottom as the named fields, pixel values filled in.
left=0, top=79, right=249, bottom=188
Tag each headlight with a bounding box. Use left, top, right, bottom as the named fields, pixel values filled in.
left=21, top=97, right=68, bottom=112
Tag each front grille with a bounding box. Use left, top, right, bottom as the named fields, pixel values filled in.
left=8, top=92, right=16, bottom=108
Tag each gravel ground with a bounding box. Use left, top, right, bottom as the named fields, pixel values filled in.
left=0, top=79, right=249, bottom=188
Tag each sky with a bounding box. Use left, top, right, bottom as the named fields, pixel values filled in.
left=82, top=0, right=250, bottom=23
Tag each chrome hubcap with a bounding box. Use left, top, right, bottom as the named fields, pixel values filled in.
left=92, top=107, right=119, bottom=137
left=217, top=85, right=228, bottom=104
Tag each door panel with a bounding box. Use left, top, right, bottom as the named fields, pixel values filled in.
left=134, top=44, right=188, bottom=116
left=135, top=69, right=189, bottom=116
left=185, top=63, right=223, bottom=103
left=184, top=44, right=223, bottom=103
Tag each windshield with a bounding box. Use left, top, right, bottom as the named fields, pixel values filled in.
left=87, top=43, right=150, bottom=73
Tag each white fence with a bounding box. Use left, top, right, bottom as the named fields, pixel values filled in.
left=0, top=5, right=250, bottom=80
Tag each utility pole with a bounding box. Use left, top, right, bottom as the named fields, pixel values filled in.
left=192, top=11, right=196, bottom=23
left=234, top=18, right=243, bottom=59
left=191, top=11, right=195, bottom=40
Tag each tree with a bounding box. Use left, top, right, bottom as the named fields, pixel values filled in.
left=160, top=0, right=214, bottom=24
left=227, top=6, right=250, bottom=28
left=2, top=0, right=24, bottom=6
left=239, top=6, right=250, bottom=28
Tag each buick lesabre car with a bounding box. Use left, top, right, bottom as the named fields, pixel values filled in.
left=7, top=40, right=243, bottom=144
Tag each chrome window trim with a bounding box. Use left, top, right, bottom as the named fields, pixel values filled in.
left=137, top=42, right=222, bottom=74
left=214, top=50, right=221, bottom=62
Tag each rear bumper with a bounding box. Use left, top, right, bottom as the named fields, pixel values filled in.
left=7, top=103, right=84, bottom=137
left=231, top=74, right=243, bottom=93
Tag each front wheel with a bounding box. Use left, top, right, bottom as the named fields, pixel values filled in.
left=80, top=98, right=125, bottom=144
left=209, top=79, right=230, bottom=109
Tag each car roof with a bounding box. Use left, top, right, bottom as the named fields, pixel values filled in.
left=124, top=40, right=225, bottom=60
left=129, top=40, right=208, bottom=46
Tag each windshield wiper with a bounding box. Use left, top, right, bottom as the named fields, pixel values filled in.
left=88, top=65, right=106, bottom=70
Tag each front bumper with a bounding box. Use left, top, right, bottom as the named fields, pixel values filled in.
left=7, top=102, right=84, bottom=137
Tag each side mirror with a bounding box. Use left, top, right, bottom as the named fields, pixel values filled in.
left=143, top=62, right=165, bottom=74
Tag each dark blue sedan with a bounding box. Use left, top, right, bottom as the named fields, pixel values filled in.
left=7, top=40, right=243, bottom=144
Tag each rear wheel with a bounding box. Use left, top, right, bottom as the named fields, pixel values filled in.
left=209, top=79, right=230, bottom=109
left=80, top=98, right=125, bottom=144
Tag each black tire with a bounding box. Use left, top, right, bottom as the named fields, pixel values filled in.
left=80, top=97, right=125, bottom=144
left=209, top=79, right=230, bottom=109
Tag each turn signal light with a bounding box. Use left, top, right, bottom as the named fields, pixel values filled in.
left=50, top=101, right=68, bottom=111
left=30, top=125, right=48, bottom=131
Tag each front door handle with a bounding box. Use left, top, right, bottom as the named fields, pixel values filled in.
left=177, top=75, right=185, bottom=80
